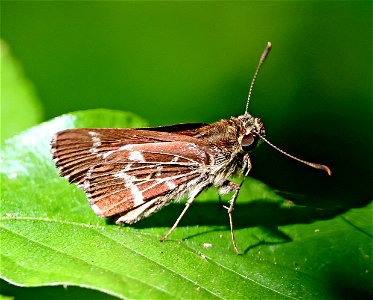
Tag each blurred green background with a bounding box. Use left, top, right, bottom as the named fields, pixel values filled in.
left=1, top=1, right=372, bottom=298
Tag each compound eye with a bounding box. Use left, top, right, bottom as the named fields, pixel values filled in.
left=242, top=133, right=258, bottom=151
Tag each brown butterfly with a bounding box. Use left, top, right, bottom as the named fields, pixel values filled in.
left=51, top=42, right=331, bottom=253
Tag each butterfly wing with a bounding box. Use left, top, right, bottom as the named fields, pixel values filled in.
left=52, top=127, right=216, bottom=223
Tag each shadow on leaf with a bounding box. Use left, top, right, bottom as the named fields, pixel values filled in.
left=129, top=197, right=345, bottom=230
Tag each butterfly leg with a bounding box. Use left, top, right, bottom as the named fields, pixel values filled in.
left=160, top=184, right=207, bottom=243
left=219, top=155, right=251, bottom=253
left=220, top=181, right=241, bottom=254
left=242, top=153, right=252, bottom=176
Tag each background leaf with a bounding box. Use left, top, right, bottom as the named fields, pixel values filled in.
left=0, top=40, right=43, bottom=141
left=1, top=110, right=372, bottom=299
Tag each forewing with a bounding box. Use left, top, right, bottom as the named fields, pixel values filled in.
left=51, top=128, right=208, bottom=185
left=51, top=128, right=214, bottom=220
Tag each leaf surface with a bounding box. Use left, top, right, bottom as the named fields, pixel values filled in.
left=1, top=110, right=372, bottom=299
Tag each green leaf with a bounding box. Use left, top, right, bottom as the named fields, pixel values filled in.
left=0, top=40, right=43, bottom=141
left=1, top=110, right=372, bottom=299
left=0, top=294, right=14, bottom=300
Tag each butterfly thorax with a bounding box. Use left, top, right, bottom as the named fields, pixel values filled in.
left=185, top=114, right=264, bottom=187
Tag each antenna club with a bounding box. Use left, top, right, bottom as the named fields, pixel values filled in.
left=306, top=162, right=332, bottom=176
left=258, top=42, right=272, bottom=65
left=319, top=164, right=332, bottom=176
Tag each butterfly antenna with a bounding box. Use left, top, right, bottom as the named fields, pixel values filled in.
left=256, top=132, right=332, bottom=175
left=245, top=42, right=272, bottom=115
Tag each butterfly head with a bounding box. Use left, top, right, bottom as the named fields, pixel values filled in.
left=237, top=114, right=265, bottom=152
